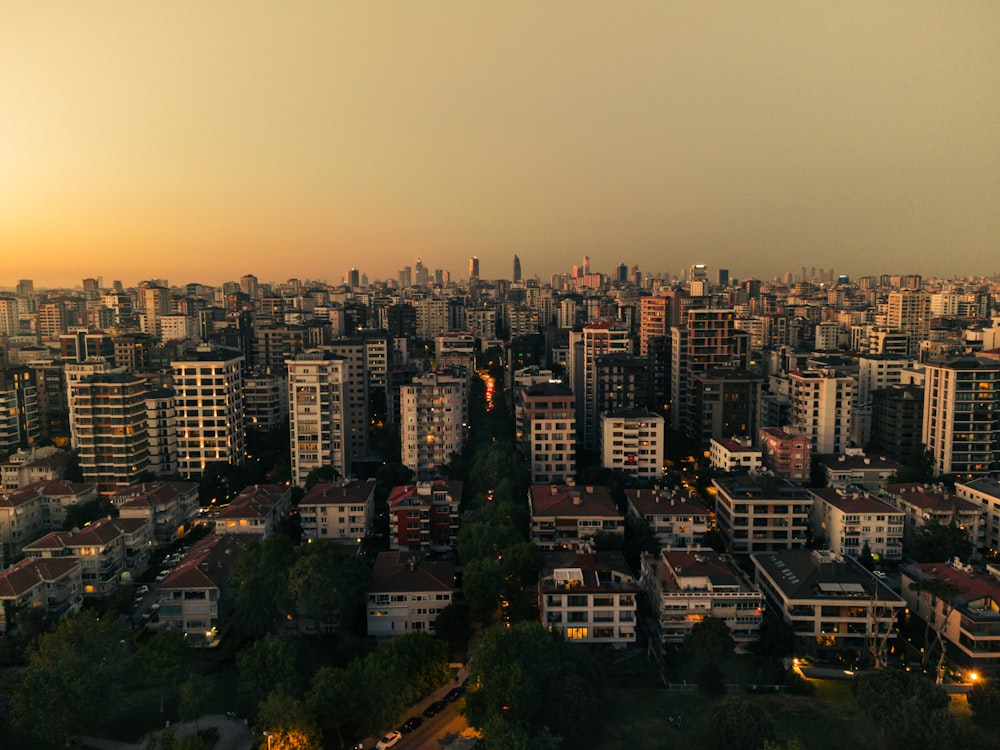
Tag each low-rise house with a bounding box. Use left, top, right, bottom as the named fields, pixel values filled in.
left=366, top=552, right=455, bottom=640
left=818, top=451, right=901, bottom=491
left=713, top=476, right=812, bottom=553
left=215, top=483, right=292, bottom=538
left=300, top=479, right=375, bottom=543
left=900, top=560, right=1000, bottom=677
left=709, top=437, right=763, bottom=474
left=640, top=549, right=764, bottom=651
left=808, top=488, right=904, bottom=562
left=0, top=480, right=98, bottom=561
left=882, top=483, right=986, bottom=555
left=387, top=480, right=463, bottom=552
left=955, top=477, right=1000, bottom=554
left=0, top=557, right=82, bottom=635
left=624, top=486, right=709, bottom=549
left=539, top=550, right=639, bottom=648
left=113, top=481, right=200, bottom=547
left=158, top=533, right=248, bottom=647
left=529, top=483, right=624, bottom=550
left=23, top=516, right=152, bottom=594
left=751, top=549, right=905, bottom=661
left=758, top=427, right=811, bottom=483
left=0, top=446, right=71, bottom=494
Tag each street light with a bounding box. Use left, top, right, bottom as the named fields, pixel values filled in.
left=263, top=731, right=273, bottom=750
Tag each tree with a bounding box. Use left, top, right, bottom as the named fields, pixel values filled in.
left=138, top=627, right=191, bottom=714
left=888, top=447, right=935, bottom=484
left=10, top=611, right=132, bottom=746
left=908, top=577, right=959, bottom=682
left=685, top=616, right=735, bottom=665
left=231, top=534, right=295, bottom=638
left=236, top=635, right=302, bottom=715
left=62, top=496, right=117, bottom=531
left=309, top=666, right=364, bottom=749
left=178, top=673, right=212, bottom=733
left=702, top=697, right=775, bottom=750
left=257, top=691, right=323, bottom=750
left=753, top=616, right=794, bottom=659
left=858, top=541, right=876, bottom=571
left=287, top=542, right=371, bottom=631
left=967, top=677, right=1000, bottom=728
left=697, top=662, right=727, bottom=697
left=852, top=668, right=956, bottom=750
left=462, top=557, right=505, bottom=624
left=434, top=602, right=473, bottom=656
left=912, top=520, right=973, bottom=563
left=303, top=466, right=340, bottom=490
left=375, top=462, right=414, bottom=491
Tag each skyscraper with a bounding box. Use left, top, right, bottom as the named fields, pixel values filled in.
left=469, top=256, right=480, bottom=281
left=513, top=254, right=522, bottom=283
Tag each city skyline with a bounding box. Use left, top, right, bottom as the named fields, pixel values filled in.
left=3, top=2, right=999, bottom=288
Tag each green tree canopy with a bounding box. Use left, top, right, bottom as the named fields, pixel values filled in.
left=303, top=465, right=340, bottom=490
left=685, top=616, right=736, bottom=665
left=967, top=677, right=1000, bottom=728
left=62, top=496, right=117, bottom=531
left=912, top=520, right=973, bottom=563
left=231, top=533, right=296, bottom=638
left=287, top=541, right=371, bottom=630
left=257, top=691, right=324, bottom=750
left=852, top=668, right=956, bottom=750
left=137, top=627, right=192, bottom=713
left=236, top=634, right=303, bottom=715
left=10, top=611, right=132, bottom=745
left=702, top=697, right=775, bottom=750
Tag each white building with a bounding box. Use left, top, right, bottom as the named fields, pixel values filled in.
left=400, top=372, right=467, bottom=480
left=713, top=476, right=813, bottom=554
left=366, top=552, right=455, bottom=640
left=568, top=323, right=632, bottom=450
left=600, top=409, right=664, bottom=479
left=709, top=437, right=763, bottom=474
left=789, top=369, right=854, bottom=455
left=955, top=477, right=1000, bottom=554
left=519, top=381, right=576, bottom=484
left=808, top=488, right=904, bottom=561
left=529, top=483, right=625, bottom=550
left=299, top=480, right=375, bottom=543
left=625, top=486, right=710, bottom=549
left=540, top=550, right=639, bottom=648
left=286, top=350, right=350, bottom=486
left=171, top=346, right=246, bottom=479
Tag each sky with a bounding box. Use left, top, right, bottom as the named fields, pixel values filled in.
left=2, top=2, right=999, bottom=289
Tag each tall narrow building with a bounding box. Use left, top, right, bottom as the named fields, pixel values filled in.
left=74, top=373, right=150, bottom=493
left=287, top=350, right=350, bottom=486
left=513, top=254, right=522, bottom=283
left=171, top=346, right=246, bottom=478
left=568, top=323, right=632, bottom=451
left=400, top=372, right=467, bottom=480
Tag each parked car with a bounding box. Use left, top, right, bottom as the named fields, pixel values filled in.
left=136, top=584, right=150, bottom=595
left=444, top=687, right=465, bottom=702
left=423, top=700, right=447, bottom=717
left=400, top=716, right=423, bottom=733
left=375, top=730, right=402, bottom=749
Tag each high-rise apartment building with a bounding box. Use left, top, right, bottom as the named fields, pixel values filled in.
left=0, top=366, right=40, bottom=456
left=145, top=386, right=178, bottom=477
left=512, top=254, right=522, bottom=283
left=65, top=359, right=125, bottom=449
left=569, top=323, right=632, bottom=450
left=400, top=372, right=467, bottom=480
left=171, top=345, right=246, bottom=478
left=74, top=373, right=150, bottom=493
left=520, top=381, right=576, bottom=484
left=922, top=358, right=1000, bottom=479
left=287, top=350, right=350, bottom=485
left=469, top=256, right=480, bottom=281
left=788, top=369, right=854, bottom=455
left=886, top=290, right=930, bottom=358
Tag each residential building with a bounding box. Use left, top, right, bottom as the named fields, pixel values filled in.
left=400, top=372, right=467, bottom=480
left=594, top=353, right=649, bottom=422
left=600, top=408, right=664, bottom=479
left=0, top=481, right=98, bottom=562
left=24, top=516, right=152, bottom=594
left=287, top=350, right=350, bottom=485
left=886, top=289, right=930, bottom=358
left=540, top=549, right=639, bottom=647
left=0, top=365, right=40, bottom=456
left=882, top=483, right=986, bottom=555
left=158, top=533, right=248, bottom=647
left=709, top=437, right=763, bottom=474
left=856, top=355, right=910, bottom=406
left=0, top=446, right=71, bottom=494
left=625, top=486, right=709, bottom=549
left=869, top=384, right=925, bottom=465
left=299, top=479, right=375, bottom=543
left=788, top=369, right=854, bottom=456
left=817, top=452, right=901, bottom=491
left=529, top=483, right=624, bottom=550
left=113, top=481, right=200, bottom=547
left=387, top=480, right=462, bottom=552
left=688, top=368, right=761, bottom=451
left=0, top=557, right=82, bottom=636
left=73, top=373, right=150, bottom=494
left=145, top=386, right=179, bottom=477
left=955, top=477, right=1000, bottom=554
left=752, top=549, right=905, bottom=661
left=640, top=549, right=764, bottom=651
left=921, top=358, right=1000, bottom=479
left=366, top=552, right=455, bottom=639
left=758, top=427, right=812, bottom=483
left=713, top=476, right=812, bottom=553
left=243, top=370, right=286, bottom=431
left=520, top=381, right=576, bottom=484
left=215, top=484, right=292, bottom=538
left=171, top=345, right=246, bottom=478
left=568, top=323, right=632, bottom=450
left=808, top=488, right=904, bottom=561
left=900, top=561, right=1000, bottom=676
left=65, top=361, right=123, bottom=449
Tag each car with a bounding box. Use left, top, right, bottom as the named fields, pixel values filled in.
left=874, top=570, right=887, bottom=578
left=155, top=572, right=168, bottom=582
left=375, top=730, right=402, bottom=749
left=443, top=687, right=465, bottom=702
left=422, top=700, right=447, bottom=718
left=400, top=716, right=423, bottom=733
left=136, top=584, right=150, bottom=595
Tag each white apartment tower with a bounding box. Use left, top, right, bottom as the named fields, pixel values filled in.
left=171, top=346, right=246, bottom=478
left=287, top=350, right=350, bottom=486
left=886, top=289, right=930, bottom=358
left=789, top=369, right=855, bottom=455
left=401, top=372, right=467, bottom=480
left=569, top=323, right=632, bottom=450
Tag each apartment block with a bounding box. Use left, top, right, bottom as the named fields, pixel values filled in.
left=366, top=552, right=455, bottom=640
left=625, top=486, right=710, bottom=549
left=214, top=483, right=292, bottom=539
left=400, top=372, right=467, bottom=480
left=388, top=480, right=462, bottom=552
left=882, top=483, right=986, bottom=555
left=758, top=427, right=812, bottom=483
left=529, top=483, right=624, bottom=550
left=808, top=488, right=904, bottom=561
left=113, top=481, right=200, bottom=547
left=955, top=477, right=1000, bottom=554
left=299, top=479, right=375, bottom=543
left=287, top=350, right=350, bottom=485
left=520, top=381, right=576, bottom=484
left=600, top=409, right=664, bottom=479
left=788, top=369, right=854, bottom=455
left=0, top=557, right=82, bottom=636
left=713, top=476, right=812, bottom=553
left=0, top=480, right=98, bottom=561
left=709, top=437, right=763, bottom=474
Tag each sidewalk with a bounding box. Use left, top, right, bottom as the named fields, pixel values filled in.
left=77, top=714, right=253, bottom=750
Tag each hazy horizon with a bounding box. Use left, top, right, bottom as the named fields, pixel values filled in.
left=3, top=2, right=999, bottom=289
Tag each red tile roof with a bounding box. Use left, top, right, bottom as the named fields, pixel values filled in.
left=530, top=484, right=620, bottom=518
